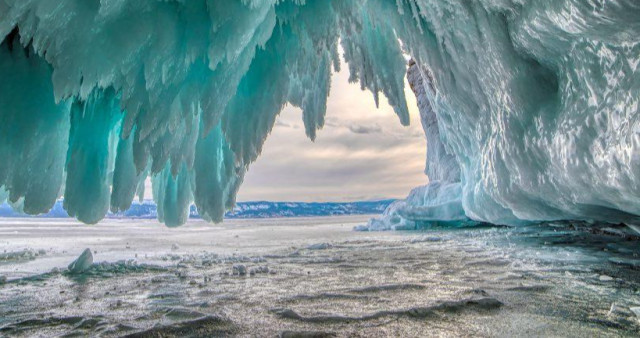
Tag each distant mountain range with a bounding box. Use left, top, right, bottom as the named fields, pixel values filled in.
left=0, top=200, right=394, bottom=219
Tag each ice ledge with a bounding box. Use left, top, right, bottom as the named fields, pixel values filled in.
left=363, top=181, right=468, bottom=231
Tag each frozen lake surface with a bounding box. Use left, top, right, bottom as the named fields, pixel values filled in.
left=1, top=216, right=640, bottom=337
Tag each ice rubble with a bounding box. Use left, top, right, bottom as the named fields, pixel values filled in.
left=0, top=0, right=639, bottom=227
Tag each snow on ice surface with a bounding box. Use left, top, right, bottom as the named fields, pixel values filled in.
left=0, top=0, right=639, bottom=227
left=1, top=217, right=640, bottom=336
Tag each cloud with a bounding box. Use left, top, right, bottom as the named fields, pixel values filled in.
left=390, top=129, right=425, bottom=140
left=324, top=117, right=383, bottom=135
left=347, top=123, right=382, bottom=134
left=323, top=116, right=341, bottom=128
left=274, top=118, right=300, bottom=129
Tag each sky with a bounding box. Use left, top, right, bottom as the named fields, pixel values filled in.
left=235, top=60, right=427, bottom=202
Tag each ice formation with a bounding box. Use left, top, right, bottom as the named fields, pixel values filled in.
left=0, top=0, right=639, bottom=227
left=367, top=61, right=466, bottom=230
left=68, top=248, right=93, bottom=274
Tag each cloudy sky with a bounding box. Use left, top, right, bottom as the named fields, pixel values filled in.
left=236, top=61, right=427, bottom=202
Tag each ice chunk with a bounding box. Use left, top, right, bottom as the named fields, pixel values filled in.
left=352, top=225, right=369, bottom=232
left=599, top=275, right=614, bottom=282
left=306, top=243, right=331, bottom=250
left=367, top=182, right=467, bottom=231
left=627, top=224, right=640, bottom=236
left=68, top=248, right=94, bottom=274
left=0, top=249, right=39, bottom=262
left=232, top=264, right=247, bottom=276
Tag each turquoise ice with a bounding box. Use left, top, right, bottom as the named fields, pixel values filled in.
left=0, top=0, right=638, bottom=226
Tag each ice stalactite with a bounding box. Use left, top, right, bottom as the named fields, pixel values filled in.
left=0, top=0, right=409, bottom=225
left=0, top=30, right=70, bottom=216
left=64, top=90, right=122, bottom=224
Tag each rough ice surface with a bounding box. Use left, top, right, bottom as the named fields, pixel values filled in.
left=0, top=0, right=639, bottom=227
left=2, top=217, right=640, bottom=336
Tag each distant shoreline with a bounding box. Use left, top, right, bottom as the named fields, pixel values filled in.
left=0, top=200, right=394, bottom=220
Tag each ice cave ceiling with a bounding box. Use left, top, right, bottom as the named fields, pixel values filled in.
left=0, top=0, right=639, bottom=227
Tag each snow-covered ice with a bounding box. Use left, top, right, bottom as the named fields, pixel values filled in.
left=1, top=217, right=640, bottom=336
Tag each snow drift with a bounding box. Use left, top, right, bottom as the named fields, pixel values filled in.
left=0, top=0, right=639, bottom=227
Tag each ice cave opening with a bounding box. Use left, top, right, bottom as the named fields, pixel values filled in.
left=0, top=0, right=639, bottom=229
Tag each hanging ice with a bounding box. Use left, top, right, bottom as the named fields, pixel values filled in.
left=0, top=0, right=638, bottom=227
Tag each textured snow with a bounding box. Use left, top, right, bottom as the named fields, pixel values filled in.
left=1, top=0, right=639, bottom=226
